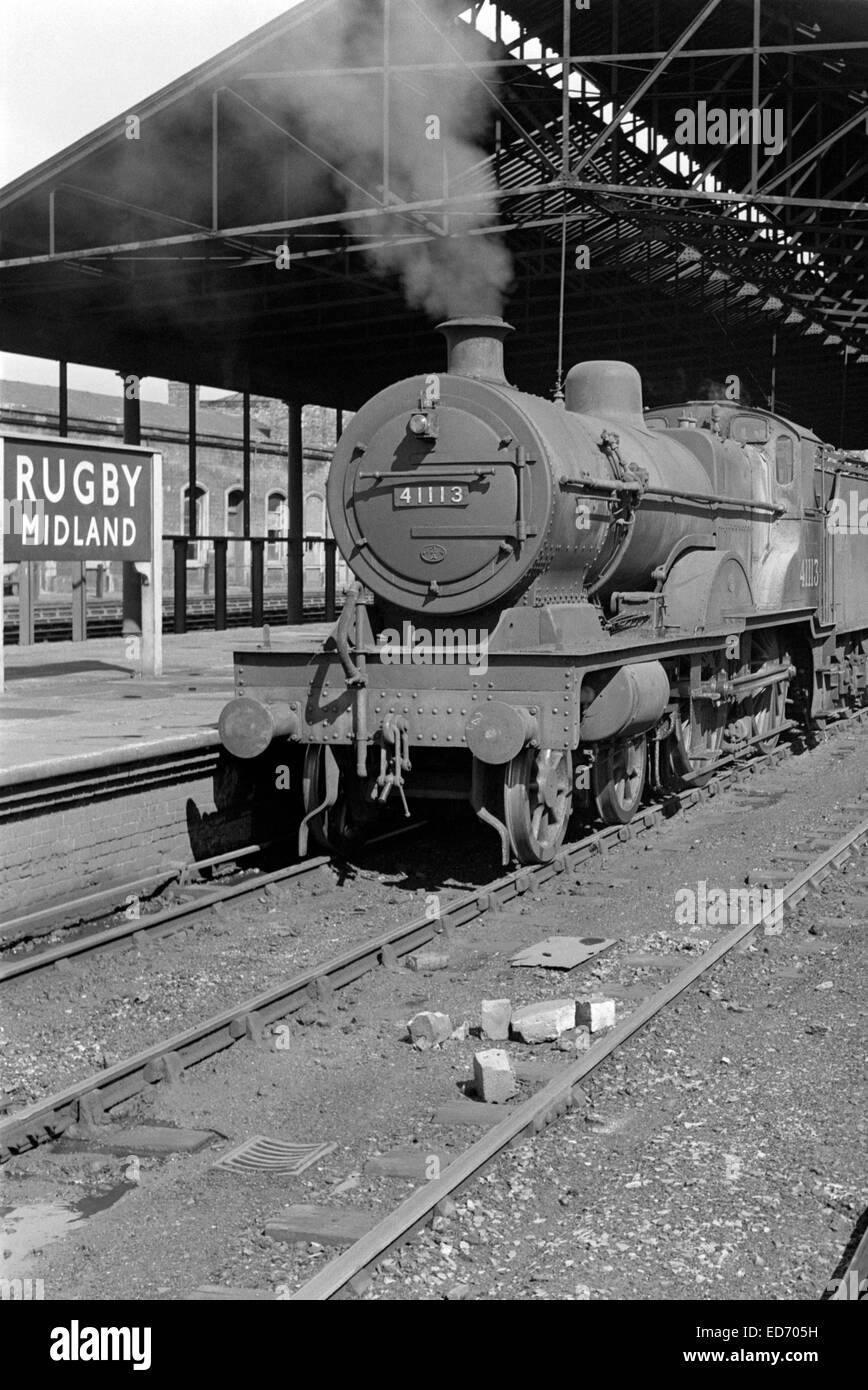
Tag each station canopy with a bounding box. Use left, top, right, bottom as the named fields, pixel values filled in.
left=1, top=0, right=866, bottom=442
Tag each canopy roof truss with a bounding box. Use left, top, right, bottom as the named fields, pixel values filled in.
left=1, top=0, right=866, bottom=441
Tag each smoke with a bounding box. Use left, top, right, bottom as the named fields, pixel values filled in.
left=696, top=377, right=755, bottom=405
left=280, top=0, right=513, bottom=320
left=695, top=377, right=728, bottom=401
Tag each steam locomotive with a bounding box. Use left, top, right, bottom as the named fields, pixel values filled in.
left=218, top=317, right=868, bottom=864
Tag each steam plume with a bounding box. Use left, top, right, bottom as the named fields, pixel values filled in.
left=280, top=0, right=513, bottom=319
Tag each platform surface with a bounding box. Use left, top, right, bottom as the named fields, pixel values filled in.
left=0, top=625, right=331, bottom=785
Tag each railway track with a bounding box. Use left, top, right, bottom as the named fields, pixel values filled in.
left=0, top=702, right=848, bottom=980
left=3, top=709, right=864, bottom=1169
left=3, top=597, right=327, bottom=644
left=0, top=814, right=427, bottom=973
left=0, top=847, right=329, bottom=983
left=288, top=810, right=868, bottom=1299
left=829, top=1217, right=868, bottom=1301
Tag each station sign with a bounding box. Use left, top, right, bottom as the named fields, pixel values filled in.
left=1, top=430, right=163, bottom=691
left=2, top=433, right=153, bottom=561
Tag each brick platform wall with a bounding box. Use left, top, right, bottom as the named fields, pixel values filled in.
left=0, top=745, right=304, bottom=925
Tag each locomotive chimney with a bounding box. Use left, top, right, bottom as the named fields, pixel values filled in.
left=437, top=316, right=513, bottom=384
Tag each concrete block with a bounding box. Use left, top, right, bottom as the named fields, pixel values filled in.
left=480, top=999, right=511, bottom=1041
left=407, top=949, right=450, bottom=972
left=473, top=1049, right=517, bottom=1104
left=557, top=1027, right=591, bottom=1053
left=364, top=1147, right=450, bottom=1179
left=576, top=996, right=616, bottom=1032
left=510, top=998, right=576, bottom=1043
left=408, top=1011, right=452, bottom=1048
left=265, top=1204, right=377, bottom=1247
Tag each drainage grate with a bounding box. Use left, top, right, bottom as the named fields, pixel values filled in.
left=212, top=1135, right=336, bottom=1177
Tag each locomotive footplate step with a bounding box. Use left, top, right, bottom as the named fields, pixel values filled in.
left=510, top=935, right=615, bottom=970
left=265, top=1204, right=379, bottom=1247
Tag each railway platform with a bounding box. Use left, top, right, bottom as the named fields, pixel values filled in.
left=0, top=624, right=331, bottom=922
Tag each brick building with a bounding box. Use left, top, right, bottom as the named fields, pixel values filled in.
left=1, top=379, right=352, bottom=601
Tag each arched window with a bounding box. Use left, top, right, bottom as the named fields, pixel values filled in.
left=303, top=493, right=325, bottom=592
left=181, top=485, right=208, bottom=564
left=304, top=494, right=324, bottom=537
left=266, top=491, right=287, bottom=563
left=775, top=436, right=794, bottom=486
left=226, top=487, right=245, bottom=537
left=224, top=488, right=247, bottom=585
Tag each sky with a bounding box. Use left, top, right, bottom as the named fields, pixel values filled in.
left=0, top=0, right=304, bottom=401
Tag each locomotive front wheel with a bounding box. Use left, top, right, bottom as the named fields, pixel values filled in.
left=504, top=746, right=573, bottom=864
left=592, top=735, right=647, bottom=824
left=301, top=745, right=369, bottom=855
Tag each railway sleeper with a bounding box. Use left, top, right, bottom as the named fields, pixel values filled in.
left=143, top=1051, right=184, bottom=1087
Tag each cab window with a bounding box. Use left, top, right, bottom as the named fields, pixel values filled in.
left=732, top=415, right=770, bottom=444
left=775, top=436, right=794, bottom=485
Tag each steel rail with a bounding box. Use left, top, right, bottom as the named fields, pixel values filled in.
left=0, top=857, right=529, bottom=1158
left=3, top=709, right=864, bottom=1160
left=291, top=811, right=868, bottom=1300
left=0, top=751, right=768, bottom=1152
left=830, top=1224, right=868, bottom=1301
left=0, top=723, right=818, bottom=1157
left=0, top=851, right=326, bottom=983
left=0, top=840, right=278, bottom=946
left=0, top=712, right=792, bottom=973
left=0, top=680, right=813, bottom=970
left=0, top=869, right=185, bottom=947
